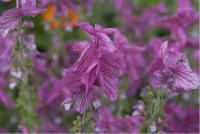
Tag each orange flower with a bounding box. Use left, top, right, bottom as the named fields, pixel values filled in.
left=67, top=9, right=78, bottom=24
left=50, top=19, right=58, bottom=29
left=43, top=4, right=56, bottom=21
left=62, top=8, right=79, bottom=28
left=42, top=4, right=79, bottom=29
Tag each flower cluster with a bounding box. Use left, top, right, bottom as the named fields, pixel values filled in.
left=0, top=0, right=199, bottom=133
left=62, top=22, right=123, bottom=113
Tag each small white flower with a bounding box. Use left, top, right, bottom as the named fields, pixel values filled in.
left=182, top=93, right=190, bottom=100
left=9, top=81, right=17, bottom=89
left=138, top=104, right=144, bottom=110
left=53, top=54, right=58, bottom=62
left=0, top=29, right=9, bottom=37
left=61, top=98, right=72, bottom=111
left=150, top=122, right=157, bottom=133
left=65, top=26, right=73, bottom=32
left=10, top=116, right=17, bottom=124
left=94, top=127, right=101, bottom=132
left=120, top=94, right=126, bottom=99
left=93, top=100, right=101, bottom=109
left=132, top=111, right=140, bottom=116
left=54, top=117, right=62, bottom=125
left=11, top=69, right=22, bottom=79
left=29, top=43, right=36, bottom=50
left=64, top=103, right=71, bottom=111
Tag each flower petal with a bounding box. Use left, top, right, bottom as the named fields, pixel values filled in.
left=174, top=63, right=199, bottom=90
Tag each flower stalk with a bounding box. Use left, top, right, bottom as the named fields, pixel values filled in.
left=11, top=6, right=38, bottom=132
left=72, top=110, right=94, bottom=133
left=140, top=86, right=167, bottom=133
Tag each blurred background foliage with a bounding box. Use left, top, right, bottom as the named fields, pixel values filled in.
left=0, top=0, right=175, bottom=51
left=0, top=0, right=198, bottom=51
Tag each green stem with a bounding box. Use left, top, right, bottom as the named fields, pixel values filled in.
left=14, top=18, right=38, bottom=132
left=81, top=111, right=88, bottom=133
left=141, top=88, right=166, bottom=133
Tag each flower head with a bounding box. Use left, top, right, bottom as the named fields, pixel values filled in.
left=62, top=22, right=123, bottom=113
left=149, top=41, right=199, bottom=91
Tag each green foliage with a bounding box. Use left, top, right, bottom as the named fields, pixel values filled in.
left=87, top=1, right=120, bottom=27
left=0, top=104, right=17, bottom=132
left=140, top=86, right=167, bottom=133
left=155, top=27, right=171, bottom=37
left=138, top=0, right=161, bottom=8
left=163, top=0, right=177, bottom=14
left=72, top=111, right=94, bottom=133
left=13, top=29, right=40, bottom=132
left=116, top=77, right=132, bottom=115
left=72, top=115, right=82, bottom=133
left=16, top=85, right=39, bottom=132
left=0, top=1, right=15, bottom=14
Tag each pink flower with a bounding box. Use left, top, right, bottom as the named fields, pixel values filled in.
left=157, top=0, right=199, bottom=48
left=0, top=90, right=14, bottom=108
left=18, top=125, right=37, bottom=134
left=0, top=0, right=44, bottom=32
left=114, top=31, right=145, bottom=96
left=39, top=117, right=66, bottom=133
left=95, top=107, right=144, bottom=133
left=149, top=41, right=199, bottom=91
left=0, top=34, right=13, bottom=72
left=62, top=22, right=123, bottom=113
left=163, top=103, right=199, bottom=133
left=38, top=77, right=70, bottom=108
left=114, top=0, right=166, bottom=40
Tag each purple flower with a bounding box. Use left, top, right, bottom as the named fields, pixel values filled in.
left=18, top=125, right=38, bottom=134
left=149, top=41, right=199, bottom=91
left=40, top=117, right=66, bottom=133
left=38, top=76, right=70, bottom=108
left=0, top=35, right=14, bottom=107
left=0, top=62, right=14, bottom=109
left=132, top=100, right=145, bottom=116
left=62, top=22, right=123, bottom=113
left=113, top=0, right=166, bottom=40
left=157, top=0, right=199, bottom=47
left=114, top=31, right=145, bottom=81
left=114, top=31, right=145, bottom=96
left=63, top=41, right=85, bottom=68
left=162, top=103, right=199, bottom=133
left=0, top=0, right=44, bottom=32
left=23, top=34, right=36, bottom=50
left=151, top=69, right=175, bottom=92
left=23, top=21, right=34, bottom=28
left=72, top=89, right=92, bottom=113
left=0, top=128, right=8, bottom=133
left=2, top=0, right=12, bottom=2
left=0, top=90, right=14, bottom=108
left=0, top=34, right=13, bottom=72
left=95, top=107, right=144, bottom=133
left=31, top=52, right=51, bottom=78
left=193, top=49, right=199, bottom=73
left=187, top=36, right=199, bottom=49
